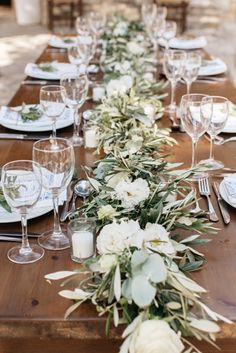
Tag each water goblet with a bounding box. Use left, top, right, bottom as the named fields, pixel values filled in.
left=40, top=85, right=66, bottom=139
left=163, top=50, right=186, bottom=112
left=147, top=17, right=166, bottom=59
left=60, top=72, right=89, bottom=147
left=200, top=96, right=229, bottom=170
left=162, top=20, right=177, bottom=50
left=180, top=94, right=212, bottom=178
left=1, top=160, right=44, bottom=264
left=68, top=44, right=90, bottom=75
left=33, top=138, right=75, bottom=250
left=87, top=11, right=106, bottom=40
left=182, top=52, right=202, bottom=95
left=141, top=3, right=157, bottom=25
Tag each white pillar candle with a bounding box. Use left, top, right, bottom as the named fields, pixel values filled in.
left=72, top=231, right=94, bottom=259
left=93, top=86, right=105, bottom=102
left=84, top=128, right=98, bottom=149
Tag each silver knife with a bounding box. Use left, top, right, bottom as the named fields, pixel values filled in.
left=0, top=133, right=49, bottom=141
left=213, top=182, right=230, bottom=224
left=21, top=80, right=59, bottom=85
left=0, top=232, right=39, bottom=238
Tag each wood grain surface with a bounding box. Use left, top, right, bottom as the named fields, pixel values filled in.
left=0, top=47, right=236, bottom=353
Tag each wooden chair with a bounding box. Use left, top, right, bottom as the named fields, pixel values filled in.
left=156, top=0, right=189, bottom=33
left=47, top=0, right=83, bottom=32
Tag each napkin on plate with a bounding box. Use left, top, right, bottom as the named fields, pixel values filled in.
left=25, top=62, right=77, bottom=80
left=199, top=58, right=227, bottom=76
left=159, top=36, right=207, bottom=50
left=222, top=103, right=236, bottom=133
left=49, top=35, right=76, bottom=48
left=0, top=105, right=71, bottom=128
left=223, top=175, right=236, bottom=204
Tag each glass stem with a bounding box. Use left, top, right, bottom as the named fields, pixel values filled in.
left=52, top=119, right=56, bottom=139
left=187, top=81, right=191, bottom=95
left=73, top=108, right=81, bottom=137
left=209, top=136, right=214, bottom=160
left=191, top=139, right=198, bottom=168
left=20, top=213, right=31, bottom=254
left=52, top=191, right=62, bottom=237
left=170, top=81, right=176, bottom=111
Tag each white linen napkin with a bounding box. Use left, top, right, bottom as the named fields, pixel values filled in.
left=49, top=35, right=76, bottom=49
left=25, top=62, right=77, bottom=80
left=199, top=59, right=227, bottom=76
left=159, top=36, right=207, bottom=50
left=222, top=103, right=236, bottom=133
left=223, top=175, right=236, bottom=204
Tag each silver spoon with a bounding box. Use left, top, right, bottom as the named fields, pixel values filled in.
left=74, top=179, right=91, bottom=203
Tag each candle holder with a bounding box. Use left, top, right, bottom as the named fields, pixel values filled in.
left=68, top=218, right=96, bottom=263
left=84, top=125, right=99, bottom=149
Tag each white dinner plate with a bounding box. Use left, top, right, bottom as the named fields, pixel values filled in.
left=219, top=180, right=236, bottom=208
left=0, top=189, right=66, bottom=224
left=0, top=105, right=74, bottom=132
left=159, top=36, right=207, bottom=50
left=49, top=36, right=77, bottom=49
left=222, top=112, right=236, bottom=133
left=25, top=62, right=77, bottom=80
left=199, top=59, right=227, bottom=76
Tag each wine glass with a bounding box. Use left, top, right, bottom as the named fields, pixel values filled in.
left=180, top=94, right=212, bottom=177
left=87, top=11, right=106, bottom=39
left=60, top=72, right=89, bottom=146
left=40, top=86, right=66, bottom=139
left=33, top=138, right=75, bottom=251
left=141, top=3, right=157, bottom=25
left=75, top=16, right=89, bottom=35
left=68, top=44, right=91, bottom=75
left=182, top=52, right=202, bottom=95
left=147, top=17, right=166, bottom=59
left=200, top=96, right=229, bottom=170
left=162, top=20, right=177, bottom=50
left=1, top=160, right=44, bottom=264
left=163, top=50, right=186, bottom=112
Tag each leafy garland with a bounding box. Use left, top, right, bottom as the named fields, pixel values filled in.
left=46, top=15, right=231, bottom=353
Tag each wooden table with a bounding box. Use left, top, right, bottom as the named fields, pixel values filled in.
left=0, top=48, right=236, bottom=353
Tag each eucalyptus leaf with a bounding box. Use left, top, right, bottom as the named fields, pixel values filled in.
left=131, top=274, right=156, bottom=308
left=114, top=264, right=121, bottom=301
left=142, top=253, right=167, bottom=284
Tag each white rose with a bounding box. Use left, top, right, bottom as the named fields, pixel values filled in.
left=97, top=205, right=118, bottom=220
left=114, top=60, right=131, bottom=74
left=131, top=223, right=175, bottom=256
left=142, top=72, right=155, bottom=82
left=106, top=75, right=133, bottom=97
left=135, top=320, right=184, bottom=353
left=114, top=178, right=150, bottom=209
left=98, top=254, right=117, bottom=272
left=105, top=172, right=130, bottom=188
left=127, top=41, right=145, bottom=56
left=97, top=220, right=140, bottom=255
left=113, top=21, right=128, bottom=36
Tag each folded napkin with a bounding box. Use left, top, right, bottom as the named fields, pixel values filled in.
left=25, top=62, right=77, bottom=80
left=0, top=105, right=72, bottom=128
left=223, top=175, right=236, bottom=204
left=160, top=36, right=207, bottom=50
left=222, top=103, right=236, bottom=133
left=49, top=35, right=76, bottom=49
left=199, top=58, right=227, bottom=76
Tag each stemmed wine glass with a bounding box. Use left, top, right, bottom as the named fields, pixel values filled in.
left=162, top=21, right=177, bottom=50
left=60, top=72, right=89, bottom=146
left=182, top=52, right=202, bottom=95
left=141, top=3, right=157, bottom=25
left=147, top=17, right=166, bottom=59
left=180, top=94, right=212, bottom=178
left=1, top=160, right=44, bottom=264
left=68, top=44, right=90, bottom=75
left=87, top=11, right=106, bottom=40
left=163, top=50, right=186, bottom=112
left=40, top=86, right=66, bottom=139
left=200, top=96, right=229, bottom=170
left=33, top=138, right=75, bottom=250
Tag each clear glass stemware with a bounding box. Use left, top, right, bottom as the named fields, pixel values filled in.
left=162, top=20, right=177, bottom=50
left=33, top=138, right=75, bottom=251
left=200, top=96, right=229, bottom=170
left=180, top=94, right=212, bottom=178
left=182, top=52, right=202, bottom=95
left=40, top=85, right=66, bottom=139
left=163, top=50, right=186, bottom=112
left=1, top=160, right=44, bottom=264
left=60, top=72, right=89, bottom=147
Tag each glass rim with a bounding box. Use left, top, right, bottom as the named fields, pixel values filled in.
left=205, top=95, right=229, bottom=103
left=2, top=159, right=41, bottom=171
left=32, top=137, right=73, bottom=153
left=68, top=217, right=96, bottom=226
left=40, top=85, right=66, bottom=93
left=60, top=72, right=88, bottom=80
left=181, top=93, right=209, bottom=103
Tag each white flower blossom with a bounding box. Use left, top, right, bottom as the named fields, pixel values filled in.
left=131, top=223, right=175, bottom=256
left=97, top=205, right=118, bottom=220
left=106, top=75, right=133, bottom=97
left=113, top=21, right=128, bottom=37
left=127, top=41, right=145, bottom=56
left=114, top=178, right=150, bottom=209
left=114, top=60, right=131, bottom=74
left=98, top=254, right=118, bottom=272
left=97, top=220, right=140, bottom=255
left=135, top=320, right=184, bottom=353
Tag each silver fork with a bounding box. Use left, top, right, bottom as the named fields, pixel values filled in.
left=198, top=178, right=219, bottom=222
left=204, top=134, right=236, bottom=145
